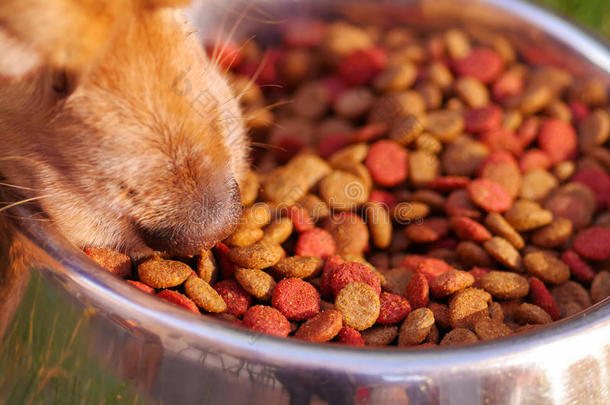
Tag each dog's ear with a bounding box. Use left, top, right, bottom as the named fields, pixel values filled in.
left=0, top=0, right=191, bottom=79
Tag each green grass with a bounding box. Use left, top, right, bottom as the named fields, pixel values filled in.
left=536, top=0, right=610, bottom=38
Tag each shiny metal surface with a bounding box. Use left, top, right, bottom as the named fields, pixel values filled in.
left=1, top=1, right=610, bottom=404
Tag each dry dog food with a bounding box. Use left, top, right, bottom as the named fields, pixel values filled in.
left=84, top=18, right=610, bottom=349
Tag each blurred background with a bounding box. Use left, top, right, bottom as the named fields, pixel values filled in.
left=538, top=0, right=610, bottom=38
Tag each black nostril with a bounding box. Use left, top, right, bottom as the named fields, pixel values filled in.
left=136, top=179, right=242, bottom=256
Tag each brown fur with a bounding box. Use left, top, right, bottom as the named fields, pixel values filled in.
left=0, top=2, right=248, bottom=256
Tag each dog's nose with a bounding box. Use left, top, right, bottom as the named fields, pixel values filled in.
left=138, top=179, right=242, bottom=256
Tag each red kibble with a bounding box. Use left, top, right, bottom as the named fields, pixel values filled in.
left=288, top=205, right=315, bottom=233
left=126, top=280, right=155, bottom=295
left=214, top=242, right=237, bottom=279
left=400, top=255, right=453, bottom=276
left=529, top=277, right=560, bottom=321
left=236, top=48, right=282, bottom=85
left=377, top=292, right=412, bottom=324
left=317, top=132, right=350, bottom=159
left=519, top=149, right=552, bottom=172
left=337, top=327, right=365, bottom=346
left=242, top=305, right=291, bottom=337
left=339, top=47, right=388, bottom=85
left=428, top=176, right=470, bottom=192
left=538, top=118, right=578, bottom=164
left=213, top=279, right=252, bottom=317
left=517, top=117, right=540, bottom=149
left=492, top=70, right=524, bottom=102
left=449, top=216, right=492, bottom=242
left=573, top=227, right=610, bottom=261
left=479, top=127, right=522, bottom=156
left=467, top=178, right=513, bottom=213
left=351, top=123, right=389, bottom=143
left=365, top=140, right=408, bottom=187
left=464, top=105, right=503, bottom=133
left=322, top=75, right=348, bottom=102
left=571, top=168, right=610, bottom=210
left=320, top=255, right=344, bottom=298
left=568, top=101, right=590, bottom=123
left=205, top=41, right=242, bottom=70
left=453, top=48, right=504, bottom=84
left=296, top=228, right=337, bottom=258
left=405, top=273, right=429, bottom=309
left=157, top=290, right=199, bottom=314
left=562, top=250, right=596, bottom=284
left=404, top=218, right=450, bottom=243
left=369, top=189, right=398, bottom=210
left=330, top=262, right=382, bottom=296
left=272, top=278, right=320, bottom=321
left=282, top=19, right=327, bottom=47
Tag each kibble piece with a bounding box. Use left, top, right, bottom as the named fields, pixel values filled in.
left=365, top=202, right=392, bottom=248
left=573, top=227, right=610, bottom=261
left=273, top=256, right=324, bottom=279
left=579, top=109, right=610, bottom=152
left=262, top=154, right=331, bottom=203
left=467, top=179, right=512, bottom=213
left=430, top=270, right=475, bottom=298
left=196, top=250, right=217, bottom=284
left=365, top=140, right=409, bottom=187
left=272, top=278, right=320, bottom=321
left=295, top=310, right=343, bottom=342
left=374, top=63, right=417, bottom=92
left=138, top=259, right=192, bottom=289
left=224, top=226, right=263, bottom=247
left=426, top=110, right=465, bottom=142
left=544, top=183, right=595, bottom=230
left=235, top=268, right=276, bottom=300
left=440, top=328, right=479, bottom=346
left=480, top=271, right=529, bottom=299
left=393, top=201, right=430, bottom=223
left=84, top=247, right=132, bottom=278
left=242, top=305, right=291, bottom=337
left=157, top=290, right=199, bottom=314
left=334, top=86, right=374, bottom=119
left=515, top=303, right=553, bottom=324
left=184, top=276, right=227, bottom=313
left=484, top=213, right=524, bottom=249
left=329, top=143, right=369, bottom=166
left=449, top=288, right=492, bottom=329
left=335, top=282, right=381, bottom=330
left=488, top=301, right=504, bottom=323
left=377, top=292, right=411, bottom=324
left=241, top=203, right=272, bottom=228
left=504, top=200, right=553, bottom=232
left=390, top=115, right=425, bottom=146
left=456, top=241, right=495, bottom=268
left=228, top=242, right=284, bottom=269
left=591, top=271, right=610, bottom=303
left=442, top=136, right=489, bottom=176
left=409, top=150, right=439, bottom=187
left=262, top=217, right=294, bottom=244
left=474, top=318, right=512, bottom=341
left=455, top=76, right=489, bottom=108
left=324, top=212, right=369, bottom=255
left=519, top=169, right=558, bottom=201
left=240, top=169, right=260, bottom=206
left=361, top=325, right=399, bottom=346
left=321, top=22, right=373, bottom=64
left=483, top=237, right=522, bottom=271
left=523, top=251, right=570, bottom=285
left=550, top=281, right=592, bottom=318
left=398, top=308, right=435, bottom=346
left=531, top=218, right=573, bottom=248
left=320, top=170, right=370, bottom=210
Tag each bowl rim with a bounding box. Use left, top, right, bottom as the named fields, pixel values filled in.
left=10, top=0, right=610, bottom=376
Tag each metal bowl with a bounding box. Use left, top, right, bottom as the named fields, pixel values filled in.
left=1, top=1, right=609, bottom=404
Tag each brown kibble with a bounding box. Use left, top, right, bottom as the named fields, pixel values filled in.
left=321, top=22, right=373, bottom=64
left=392, top=201, right=430, bottom=223
left=474, top=318, right=512, bottom=341
left=225, top=226, right=263, bottom=247
left=550, top=281, right=592, bottom=318
left=335, top=282, right=381, bottom=331
left=389, top=115, right=425, bottom=146
left=365, top=202, right=392, bottom=249
left=414, top=133, right=443, bottom=154
left=427, top=61, right=453, bottom=90
left=449, top=288, right=492, bottom=329
left=374, top=63, right=417, bottom=93
left=430, top=270, right=475, bottom=298
left=273, top=256, right=324, bottom=279
left=262, top=217, right=294, bottom=244
left=398, top=308, right=435, bottom=346
left=440, top=328, right=479, bottom=346
left=299, top=194, right=330, bottom=220
left=480, top=271, right=529, bottom=299
left=455, top=77, right=489, bottom=108
left=531, top=218, right=573, bottom=248
left=292, top=81, right=331, bottom=119
left=196, top=250, right=217, bottom=284
left=428, top=302, right=451, bottom=330
left=184, top=276, right=227, bottom=313
left=553, top=161, right=576, bottom=182
left=361, top=325, right=399, bottom=346
left=84, top=247, right=132, bottom=278
left=320, top=170, right=370, bottom=211
left=239, top=169, right=260, bottom=206
left=442, top=136, right=489, bottom=176
left=329, top=143, right=369, bottom=166
left=504, top=200, right=553, bottom=232
left=409, top=150, right=439, bottom=187
left=425, top=110, right=465, bottom=142
left=369, top=92, right=426, bottom=125
left=519, top=169, right=558, bottom=201
left=518, top=84, right=553, bottom=114
left=295, top=310, right=343, bottom=342
left=579, top=109, right=610, bottom=152
left=380, top=267, right=414, bottom=295
left=523, top=251, right=570, bottom=285
left=544, top=183, right=595, bottom=230
left=137, top=259, right=192, bottom=289
left=241, top=203, right=272, bottom=229
left=444, top=29, right=471, bottom=59
left=484, top=213, right=525, bottom=249
left=515, top=303, right=552, bottom=324
left=456, top=241, right=495, bottom=268
left=410, top=190, right=446, bottom=212
left=334, top=86, right=374, bottom=119
left=483, top=236, right=523, bottom=271
left=488, top=301, right=504, bottom=323
left=590, top=271, right=610, bottom=303
left=235, top=268, right=276, bottom=301
left=228, top=242, right=284, bottom=269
